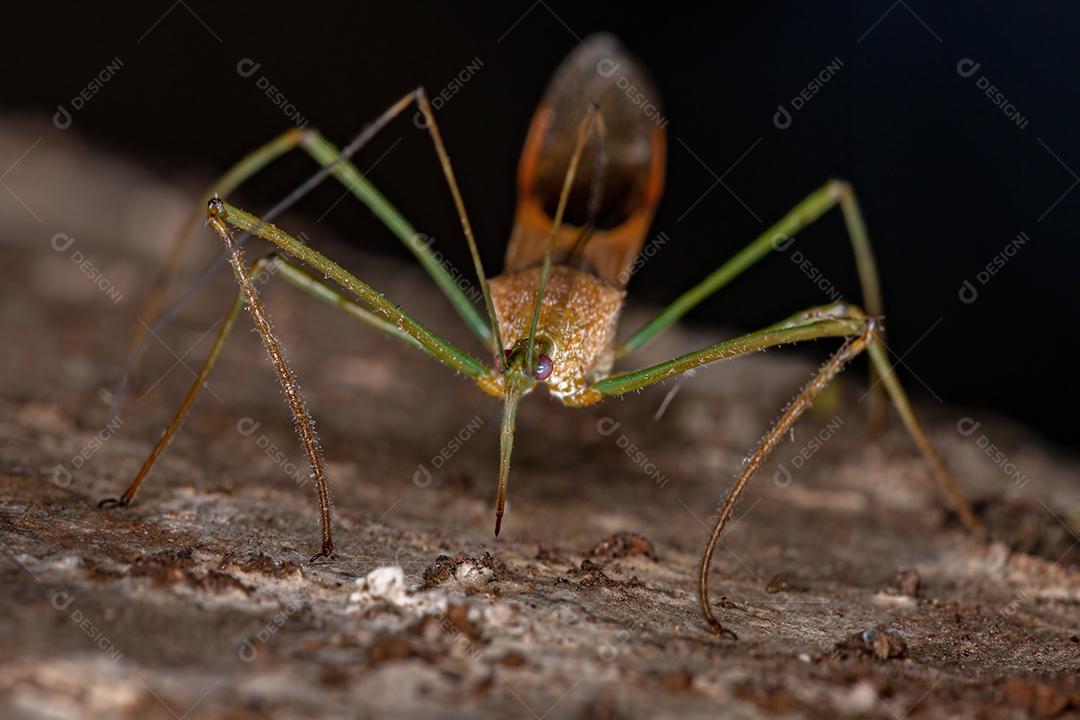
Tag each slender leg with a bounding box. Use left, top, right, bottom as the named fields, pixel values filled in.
left=211, top=199, right=487, bottom=377
left=113, top=124, right=492, bottom=425
left=100, top=271, right=250, bottom=511
left=128, top=129, right=306, bottom=356
left=208, top=215, right=336, bottom=559
left=104, top=251, right=336, bottom=558
left=595, top=312, right=867, bottom=396
left=700, top=332, right=871, bottom=637
left=617, top=181, right=881, bottom=355
left=100, top=242, right=483, bottom=558
left=119, top=85, right=510, bottom=419
left=615, top=180, right=888, bottom=424
left=268, top=256, right=426, bottom=353
left=130, top=112, right=496, bottom=355
left=592, top=303, right=982, bottom=635
left=300, top=88, right=504, bottom=355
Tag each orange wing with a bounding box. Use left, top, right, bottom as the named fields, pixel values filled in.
left=505, top=34, right=666, bottom=288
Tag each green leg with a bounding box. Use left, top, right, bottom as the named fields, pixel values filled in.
left=267, top=255, right=426, bottom=353
left=616, top=179, right=887, bottom=424
left=210, top=200, right=488, bottom=378
left=135, top=123, right=492, bottom=348
left=617, top=180, right=882, bottom=356
left=207, top=203, right=487, bottom=558
left=100, top=243, right=482, bottom=559
left=593, top=303, right=981, bottom=636
left=595, top=311, right=866, bottom=396
left=299, top=88, right=502, bottom=352
left=127, top=128, right=306, bottom=356
left=125, top=89, right=505, bottom=400
left=115, top=118, right=494, bottom=425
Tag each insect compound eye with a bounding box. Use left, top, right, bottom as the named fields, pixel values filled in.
left=534, top=354, right=554, bottom=381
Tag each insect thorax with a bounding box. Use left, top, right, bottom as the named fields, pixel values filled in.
left=485, top=265, right=625, bottom=406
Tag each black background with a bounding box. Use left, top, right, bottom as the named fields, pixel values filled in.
left=7, top=3, right=1078, bottom=449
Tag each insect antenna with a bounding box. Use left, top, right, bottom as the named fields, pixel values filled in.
left=565, top=110, right=609, bottom=266
left=412, top=93, right=506, bottom=364
left=524, top=106, right=605, bottom=371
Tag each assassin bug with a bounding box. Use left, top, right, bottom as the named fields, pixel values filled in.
left=103, top=34, right=982, bottom=637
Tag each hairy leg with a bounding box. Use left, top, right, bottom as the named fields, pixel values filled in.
left=594, top=302, right=981, bottom=635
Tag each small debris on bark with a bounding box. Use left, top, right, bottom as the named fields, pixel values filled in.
left=587, top=531, right=658, bottom=562
left=833, top=628, right=908, bottom=661
left=764, top=572, right=808, bottom=594
left=1000, top=676, right=1072, bottom=718
left=893, top=566, right=921, bottom=597
left=420, top=552, right=498, bottom=590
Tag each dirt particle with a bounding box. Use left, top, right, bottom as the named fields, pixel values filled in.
left=568, top=559, right=622, bottom=589
left=421, top=552, right=499, bottom=590
left=574, top=697, right=631, bottom=720
left=199, top=569, right=253, bottom=594
left=366, top=634, right=419, bottom=665
left=370, top=614, right=460, bottom=665
left=469, top=673, right=495, bottom=697
left=116, top=548, right=253, bottom=594
left=658, top=670, right=694, bottom=694
left=893, top=567, right=920, bottom=597
left=765, top=573, right=808, bottom=594
left=833, top=628, right=907, bottom=660
left=499, top=650, right=527, bottom=667
left=587, top=532, right=657, bottom=562
left=319, top=663, right=350, bottom=688
left=81, top=558, right=125, bottom=583
left=445, top=603, right=480, bottom=641
left=230, top=553, right=301, bottom=578
left=421, top=554, right=457, bottom=588
left=1002, top=677, right=1068, bottom=718
left=734, top=679, right=797, bottom=713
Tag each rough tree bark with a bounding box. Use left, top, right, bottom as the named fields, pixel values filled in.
left=1, top=121, right=1078, bottom=719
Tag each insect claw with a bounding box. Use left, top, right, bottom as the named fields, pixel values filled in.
left=207, top=195, right=226, bottom=217
left=306, top=537, right=334, bottom=565
left=494, top=511, right=504, bottom=538
left=709, top=623, right=739, bottom=641
left=98, top=497, right=129, bottom=509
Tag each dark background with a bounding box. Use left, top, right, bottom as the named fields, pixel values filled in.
left=6, top=2, right=1078, bottom=449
